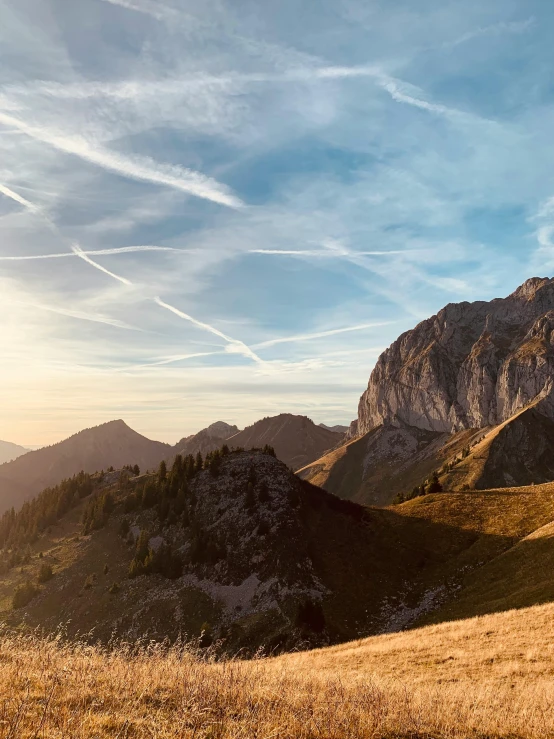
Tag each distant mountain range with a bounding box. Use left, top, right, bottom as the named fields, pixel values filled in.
left=318, top=423, right=349, bottom=433
left=6, top=277, right=554, bottom=651
left=0, top=440, right=29, bottom=466
left=0, top=415, right=343, bottom=515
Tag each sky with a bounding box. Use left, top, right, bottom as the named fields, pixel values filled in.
left=1, top=0, right=554, bottom=446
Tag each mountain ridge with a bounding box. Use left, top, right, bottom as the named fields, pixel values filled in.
left=0, top=420, right=171, bottom=515
left=0, top=440, right=29, bottom=465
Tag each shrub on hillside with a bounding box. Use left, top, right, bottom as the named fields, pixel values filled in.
left=12, top=581, right=38, bottom=609
left=37, top=563, right=53, bottom=583
left=257, top=520, right=271, bottom=536
left=296, top=598, right=326, bottom=633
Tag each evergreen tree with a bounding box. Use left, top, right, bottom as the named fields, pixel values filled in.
left=195, top=451, right=203, bottom=474
left=245, top=482, right=255, bottom=510
left=158, top=460, right=167, bottom=484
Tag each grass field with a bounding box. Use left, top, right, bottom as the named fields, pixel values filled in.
left=3, top=602, right=554, bottom=738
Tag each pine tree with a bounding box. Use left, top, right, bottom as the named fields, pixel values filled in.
left=245, top=482, right=255, bottom=510
left=158, top=460, right=167, bottom=484
left=195, top=452, right=203, bottom=474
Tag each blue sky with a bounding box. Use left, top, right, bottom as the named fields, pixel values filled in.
left=1, top=0, right=553, bottom=445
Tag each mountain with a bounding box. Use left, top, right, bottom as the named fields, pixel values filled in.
left=358, top=276, right=554, bottom=434
left=0, top=440, right=29, bottom=465
left=0, top=420, right=170, bottom=515
left=0, top=449, right=425, bottom=651
left=301, top=277, right=554, bottom=504
left=7, top=448, right=554, bottom=653
left=318, top=423, right=349, bottom=434
left=226, top=414, right=343, bottom=470
left=170, top=416, right=340, bottom=471
left=172, top=421, right=240, bottom=458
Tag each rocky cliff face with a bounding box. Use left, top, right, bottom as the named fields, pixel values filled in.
left=358, top=277, right=554, bottom=434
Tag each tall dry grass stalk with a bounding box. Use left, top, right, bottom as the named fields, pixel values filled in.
left=0, top=634, right=552, bottom=738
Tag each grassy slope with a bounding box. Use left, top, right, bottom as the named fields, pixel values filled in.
left=3, top=603, right=554, bottom=737
left=298, top=426, right=482, bottom=506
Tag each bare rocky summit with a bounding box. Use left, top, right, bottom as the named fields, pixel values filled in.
left=358, top=277, right=554, bottom=434
left=301, top=277, right=554, bottom=503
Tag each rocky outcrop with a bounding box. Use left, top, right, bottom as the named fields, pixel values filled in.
left=358, top=277, right=554, bottom=434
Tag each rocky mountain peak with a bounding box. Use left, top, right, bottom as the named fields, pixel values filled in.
left=206, top=421, right=239, bottom=438
left=510, top=276, right=553, bottom=300
left=357, top=277, right=554, bottom=435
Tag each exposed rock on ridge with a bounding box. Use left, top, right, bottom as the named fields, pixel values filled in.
left=358, top=277, right=554, bottom=434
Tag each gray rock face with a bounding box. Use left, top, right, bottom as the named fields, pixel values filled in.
left=358, top=277, right=554, bottom=434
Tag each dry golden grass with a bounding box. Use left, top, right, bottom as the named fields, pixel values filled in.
left=3, top=602, right=554, bottom=738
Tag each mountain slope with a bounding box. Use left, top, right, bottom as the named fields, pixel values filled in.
left=0, top=420, right=170, bottom=515
left=2, top=450, right=413, bottom=650
left=8, top=449, right=554, bottom=649
left=171, top=421, right=239, bottom=459
left=3, top=601, right=554, bottom=739
left=227, top=414, right=342, bottom=470
left=0, top=440, right=29, bottom=465
left=298, top=423, right=482, bottom=505
left=301, top=278, right=554, bottom=504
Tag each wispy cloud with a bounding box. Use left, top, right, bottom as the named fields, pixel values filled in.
left=448, top=17, right=535, bottom=48
left=249, top=248, right=410, bottom=257
left=154, top=297, right=265, bottom=365
left=71, top=244, right=132, bottom=286
left=254, top=321, right=395, bottom=348
left=0, top=182, right=41, bottom=213
left=0, top=245, right=177, bottom=261
left=98, top=0, right=174, bottom=20
left=11, top=298, right=140, bottom=331
left=0, top=111, right=244, bottom=208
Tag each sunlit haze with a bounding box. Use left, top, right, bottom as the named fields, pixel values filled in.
left=1, top=0, right=553, bottom=445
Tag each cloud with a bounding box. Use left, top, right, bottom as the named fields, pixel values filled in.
left=0, top=182, right=41, bottom=213
left=98, top=0, right=173, bottom=20
left=448, top=17, right=535, bottom=48
left=377, top=78, right=458, bottom=117
left=122, top=350, right=227, bottom=371
left=0, top=245, right=177, bottom=261
left=249, top=249, right=411, bottom=257
left=0, top=111, right=244, bottom=208
left=71, top=244, right=132, bottom=286
left=153, top=297, right=265, bottom=365
left=254, top=321, right=395, bottom=348
left=8, top=295, right=140, bottom=331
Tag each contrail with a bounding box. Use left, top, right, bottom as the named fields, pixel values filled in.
left=0, top=111, right=244, bottom=209
left=120, top=350, right=227, bottom=371
left=249, top=248, right=410, bottom=256
left=71, top=244, right=132, bottom=285
left=254, top=321, right=394, bottom=348
left=0, top=245, right=177, bottom=261
left=0, top=183, right=41, bottom=213
left=154, top=296, right=264, bottom=364
left=12, top=299, right=141, bottom=331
